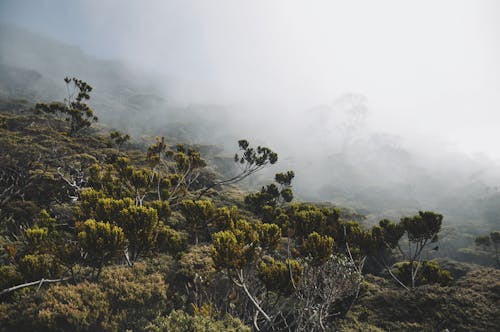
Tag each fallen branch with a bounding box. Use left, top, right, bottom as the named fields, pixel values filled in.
left=0, top=276, right=71, bottom=296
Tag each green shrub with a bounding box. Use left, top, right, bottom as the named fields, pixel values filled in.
left=145, top=310, right=250, bottom=332
left=339, top=270, right=500, bottom=332
left=98, top=264, right=168, bottom=330
left=18, top=253, right=62, bottom=280
left=0, top=264, right=22, bottom=290
left=392, top=260, right=453, bottom=286
left=37, top=282, right=111, bottom=332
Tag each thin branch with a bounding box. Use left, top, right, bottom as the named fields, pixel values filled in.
left=0, top=276, right=71, bottom=296
left=232, top=270, right=272, bottom=323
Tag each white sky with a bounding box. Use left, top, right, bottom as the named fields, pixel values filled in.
left=1, top=0, right=500, bottom=158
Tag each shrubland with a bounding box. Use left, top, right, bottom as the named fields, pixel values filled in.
left=0, top=78, right=498, bottom=331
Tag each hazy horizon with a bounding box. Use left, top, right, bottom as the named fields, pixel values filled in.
left=1, top=0, right=499, bottom=159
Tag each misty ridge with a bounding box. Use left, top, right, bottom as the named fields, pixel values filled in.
left=1, top=23, right=500, bottom=233
left=3, top=3, right=500, bottom=330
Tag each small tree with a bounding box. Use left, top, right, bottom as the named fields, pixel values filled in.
left=301, top=232, right=334, bottom=266
left=118, top=205, right=159, bottom=262
left=146, top=138, right=208, bottom=204
left=179, top=199, right=217, bottom=244
left=35, top=77, right=98, bottom=136
left=400, top=211, right=442, bottom=289
left=109, top=131, right=130, bottom=149
left=294, top=255, right=360, bottom=331
left=366, top=211, right=443, bottom=289
left=392, top=260, right=453, bottom=286
left=245, top=171, right=295, bottom=215
left=77, top=219, right=126, bottom=279
left=211, top=221, right=271, bottom=326
left=197, top=140, right=278, bottom=198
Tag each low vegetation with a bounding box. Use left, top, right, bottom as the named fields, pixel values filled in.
left=0, top=78, right=498, bottom=331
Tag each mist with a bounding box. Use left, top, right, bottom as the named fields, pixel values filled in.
left=1, top=0, right=500, bottom=226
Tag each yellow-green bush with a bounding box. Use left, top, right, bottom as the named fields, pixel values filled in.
left=145, top=310, right=250, bottom=332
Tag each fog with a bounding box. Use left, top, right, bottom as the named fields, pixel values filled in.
left=1, top=0, right=500, bottom=225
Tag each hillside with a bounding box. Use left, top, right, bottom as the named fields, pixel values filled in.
left=3, top=24, right=500, bottom=238
left=0, top=76, right=499, bottom=331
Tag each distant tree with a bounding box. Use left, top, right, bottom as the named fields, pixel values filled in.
left=197, top=139, right=278, bottom=199
left=366, top=211, right=443, bottom=289
left=400, top=211, right=443, bottom=289
left=109, top=130, right=130, bottom=149
left=475, top=231, right=500, bottom=268
left=35, top=77, right=98, bottom=136
left=245, top=171, right=295, bottom=215
left=113, top=157, right=156, bottom=206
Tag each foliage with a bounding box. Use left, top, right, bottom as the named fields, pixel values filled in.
left=77, top=219, right=126, bottom=278
left=118, top=205, right=159, bottom=261
left=357, top=211, right=445, bottom=289
left=257, top=257, right=302, bottom=294
left=197, top=139, right=278, bottom=198
left=109, top=130, right=130, bottom=149
left=156, top=224, right=188, bottom=255
left=146, top=138, right=207, bottom=203
left=255, top=222, right=281, bottom=251
left=35, top=77, right=98, bottom=136
left=338, top=270, right=500, bottom=332
left=179, top=245, right=216, bottom=282
left=0, top=264, right=22, bottom=290
left=301, top=231, right=334, bottom=266
left=392, top=260, right=453, bottom=287
left=98, top=264, right=168, bottom=330
left=0, top=264, right=168, bottom=332
left=18, top=253, right=62, bottom=281
left=0, top=78, right=497, bottom=332
left=37, top=282, right=111, bottom=332
left=179, top=199, right=217, bottom=244
left=145, top=310, right=250, bottom=332
left=244, top=171, right=295, bottom=215
left=211, top=230, right=250, bottom=270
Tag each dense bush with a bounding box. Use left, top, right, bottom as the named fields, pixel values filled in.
left=145, top=310, right=250, bottom=332
left=391, top=260, right=453, bottom=287
left=0, top=264, right=168, bottom=332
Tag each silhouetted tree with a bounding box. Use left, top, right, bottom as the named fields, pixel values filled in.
left=198, top=139, right=278, bottom=198
left=35, top=77, right=98, bottom=136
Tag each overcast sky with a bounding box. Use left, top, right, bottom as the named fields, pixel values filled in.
left=1, top=0, right=499, bottom=158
